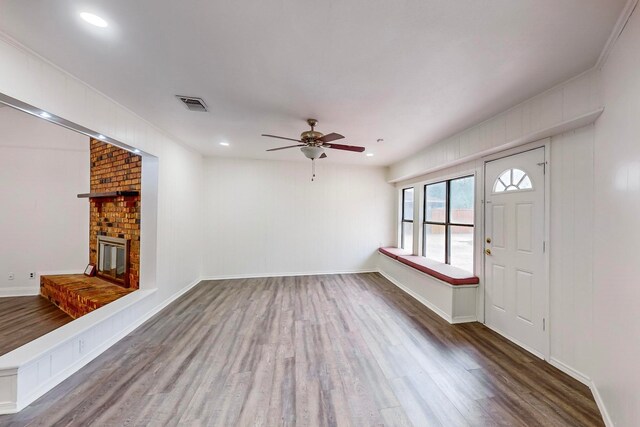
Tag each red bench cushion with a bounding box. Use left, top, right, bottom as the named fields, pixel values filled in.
left=378, top=247, right=412, bottom=259
left=397, top=255, right=479, bottom=285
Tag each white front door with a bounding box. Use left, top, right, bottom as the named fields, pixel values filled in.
left=484, top=147, right=547, bottom=358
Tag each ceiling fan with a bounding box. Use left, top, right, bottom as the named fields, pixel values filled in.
left=262, top=118, right=365, bottom=158
left=262, top=119, right=366, bottom=181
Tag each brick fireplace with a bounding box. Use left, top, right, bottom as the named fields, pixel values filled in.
left=40, top=138, right=142, bottom=319
left=88, top=138, right=141, bottom=289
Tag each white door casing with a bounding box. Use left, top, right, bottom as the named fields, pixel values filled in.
left=484, top=147, right=548, bottom=358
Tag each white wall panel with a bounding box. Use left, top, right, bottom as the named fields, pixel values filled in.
left=0, top=107, right=89, bottom=295
left=549, top=125, right=595, bottom=384
left=202, top=158, right=395, bottom=277
left=591, top=5, right=640, bottom=425
left=389, top=68, right=603, bottom=182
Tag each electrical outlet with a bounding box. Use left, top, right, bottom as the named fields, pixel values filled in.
left=29, top=272, right=36, bottom=279
left=8, top=272, right=14, bottom=280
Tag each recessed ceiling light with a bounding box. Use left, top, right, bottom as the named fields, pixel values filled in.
left=366, top=153, right=374, bottom=157
left=80, top=12, right=108, bottom=28
left=220, top=142, right=230, bottom=146
left=39, top=112, right=51, bottom=118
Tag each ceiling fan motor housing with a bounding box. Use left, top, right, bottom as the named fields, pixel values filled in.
left=300, top=130, right=323, bottom=142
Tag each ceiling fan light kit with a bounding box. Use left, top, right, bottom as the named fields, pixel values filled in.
left=300, top=146, right=325, bottom=160
left=262, top=119, right=367, bottom=181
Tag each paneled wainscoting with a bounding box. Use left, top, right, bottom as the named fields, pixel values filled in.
left=0, top=273, right=603, bottom=426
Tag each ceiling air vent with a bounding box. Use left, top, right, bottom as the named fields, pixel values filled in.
left=176, top=95, right=208, bottom=112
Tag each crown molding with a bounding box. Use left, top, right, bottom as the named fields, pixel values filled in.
left=596, top=0, right=639, bottom=69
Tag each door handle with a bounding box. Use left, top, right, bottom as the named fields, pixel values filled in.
left=485, top=248, right=492, bottom=255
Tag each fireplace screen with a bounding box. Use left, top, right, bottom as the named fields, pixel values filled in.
left=97, top=236, right=129, bottom=286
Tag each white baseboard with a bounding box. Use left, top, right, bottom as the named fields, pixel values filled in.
left=547, top=360, right=614, bottom=426
left=484, top=323, right=545, bottom=360
left=0, top=286, right=40, bottom=297
left=378, top=269, right=454, bottom=323
left=549, top=357, right=591, bottom=386
left=0, top=270, right=85, bottom=298
left=201, top=269, right=377, bottom=281
left=451, top=315, right=478, bottom=324
left=590, top=379, right=614, bottom=427
left=142, top=276, right=203, bottom=318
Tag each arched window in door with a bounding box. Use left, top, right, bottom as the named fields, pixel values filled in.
left=493, top=168, right=533, bottom=193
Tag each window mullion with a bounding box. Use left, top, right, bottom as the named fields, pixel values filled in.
left=445, top=180, right=450, bottom=264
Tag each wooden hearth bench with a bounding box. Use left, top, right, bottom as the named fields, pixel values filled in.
left=40, top=274, right=135, bottom=319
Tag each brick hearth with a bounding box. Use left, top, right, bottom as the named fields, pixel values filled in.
left=40, top=275, right=135, bottom=319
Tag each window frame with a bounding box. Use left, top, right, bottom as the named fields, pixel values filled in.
left=423, top=175, right=474, bottom=266
left=401, top=187, right=414, bottom=251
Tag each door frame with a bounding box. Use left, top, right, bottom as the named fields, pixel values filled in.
left=480, top=139, right=551, bottom=360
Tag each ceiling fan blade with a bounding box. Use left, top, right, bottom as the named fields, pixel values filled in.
left=266, top=144, right=305, bottom=152
left=262, top=134, right=303, bottom=143
left=319, top=153, right=327, bottom=159
left=317, top=132, right=344, bottom=143
left=324, top=143, right=366, bottom=153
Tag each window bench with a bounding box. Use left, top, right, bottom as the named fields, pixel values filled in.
left=378, top=247, right=479, bottom=323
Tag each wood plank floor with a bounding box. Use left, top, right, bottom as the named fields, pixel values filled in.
left=0, top=273, right=603, bottom=426
left=0, top=296, right=73, bottom=357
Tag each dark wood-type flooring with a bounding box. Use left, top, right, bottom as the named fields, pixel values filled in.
left=0, top=296, right=72, bottom=357
left=0, top=273, right=603, bottom=426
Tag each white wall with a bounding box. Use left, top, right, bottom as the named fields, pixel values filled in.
left=202, top=157, right=395, bottom=277
left=549, top=125, right=595, bottom=383
left=0, top=106, right=89, bottom=295
left=591, top=5, right=640, bottom=425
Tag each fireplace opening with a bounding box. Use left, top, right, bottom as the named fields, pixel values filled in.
left=97, top=235, right=129, bottom=287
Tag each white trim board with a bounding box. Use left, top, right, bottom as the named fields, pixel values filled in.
left=0, top=270, right=84, bottom=298
left=201, top=269, right=378, bottom=281
left=591, top=380, right=614, bottom=427
left=596, top=0, right=639, bottom=69
left=0, top=287, right=39, bottom=298
left=389, top=108, right=602, bottom=183
left=549, top=357, right=591, bottom=386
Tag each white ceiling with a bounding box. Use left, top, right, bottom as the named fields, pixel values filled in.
left=0, top=0, right=626, bottom=165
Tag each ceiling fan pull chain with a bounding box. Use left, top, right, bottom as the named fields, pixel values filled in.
left=311, top=159, right=316, bottom=181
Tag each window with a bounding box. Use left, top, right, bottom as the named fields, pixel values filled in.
left=401, top=188, right=414, bottom=251
left=423, top=176, right=474, bottom=272
left=493, top=168, right=532, bottom=193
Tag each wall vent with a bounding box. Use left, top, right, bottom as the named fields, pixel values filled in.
left=175, top=95, right=208, bottom=112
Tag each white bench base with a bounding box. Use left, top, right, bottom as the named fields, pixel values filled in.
left=378, top=253, right=478, bottom=324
